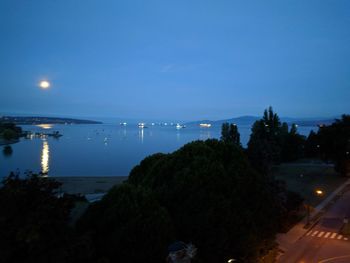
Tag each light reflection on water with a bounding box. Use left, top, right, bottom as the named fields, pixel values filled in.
left=41, top=140, right=50, bottom=175
left=0, top=123, right=316, bottom=177
left=199, top=130, right=211, bottom=140
left=36, top=124, right=53, bottom=130
left=139, top=128, right=144, bottom=143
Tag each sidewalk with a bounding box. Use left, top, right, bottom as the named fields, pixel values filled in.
left=276, top=178, right=350, bottom=253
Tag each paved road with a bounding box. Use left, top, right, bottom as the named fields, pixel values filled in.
left=278, top=189, right=350, bottom=263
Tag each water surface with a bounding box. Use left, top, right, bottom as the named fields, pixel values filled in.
left=0, top=123, right=315, bottom=177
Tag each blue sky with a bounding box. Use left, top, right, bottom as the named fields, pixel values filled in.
left=1, top=0, right=349, bottom=121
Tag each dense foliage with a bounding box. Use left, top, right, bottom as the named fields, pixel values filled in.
left=79, top=139, right=290, bottom=262
left=77, top=184, right=174, bottom=263
left=0, top=122, right=22, bottom=140
left=247, top=107, right=305, bottom=173
left=0, top=173, right=90, bottom=263
left=306, top=115, right=350, bottom=175
left=221, top=122, right=241, bottom=147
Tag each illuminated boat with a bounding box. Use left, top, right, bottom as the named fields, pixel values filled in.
left=199, top=123, right=212, bottom=128
left=176, top=124, right=186, bottom=129
left=138, top=123, right=147, bottom=128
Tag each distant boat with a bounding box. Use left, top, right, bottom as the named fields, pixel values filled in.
left=199, top=123, right=212, bottom=128
left=138, top=123, right=147, bottom=128
left=176, top=124, right=186, bottom=129
left=120, top=122, right=127, bottom=126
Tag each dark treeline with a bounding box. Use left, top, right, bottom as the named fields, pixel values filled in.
left=247, top=107, right=306, bottom=174
left=304, top=115, right=350, bottom=175
left=0, top=122, right=22, bottom=141
left=246, top=107, right=350, bottom=176
left=1, top=107, right=349, bottom=263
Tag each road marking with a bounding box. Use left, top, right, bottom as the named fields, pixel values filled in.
left=324, top=232, right=331, bottom=238
left=330, top=233, right=337, bottom=239
left=344, top=237, right=348, bottom=241
left=306, top=231, right=312, bottom=236
left=317, top=231, right=325, bottom=237
left=312, top=231, right=319, bottom=236
left=337, top=235, right=343, bottom=240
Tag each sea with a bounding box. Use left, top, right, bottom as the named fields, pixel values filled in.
left=0, top=122, right=316, bottom=178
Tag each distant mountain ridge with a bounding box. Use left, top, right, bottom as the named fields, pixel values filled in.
left=186, top=116, right=337, bottom=127
left=0, top=116, right=102, bottom=125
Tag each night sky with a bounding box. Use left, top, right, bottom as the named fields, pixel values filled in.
left=1, top=0, right=349, bottom=121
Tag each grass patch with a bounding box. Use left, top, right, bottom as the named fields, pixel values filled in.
left=272, top=162, right=347, bottom=207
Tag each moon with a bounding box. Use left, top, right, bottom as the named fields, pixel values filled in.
left=39, top=80, right=50, bottom=89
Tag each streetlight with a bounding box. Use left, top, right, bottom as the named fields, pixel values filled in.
left=305, top=189, right=324, bottom=227
left=316, top=189, right=323, bottom=196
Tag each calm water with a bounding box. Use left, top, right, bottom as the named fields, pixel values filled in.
left=0, top=123, right=315, bottom=177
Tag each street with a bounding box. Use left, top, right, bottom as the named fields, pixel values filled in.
left=278, top=188, right=350, bottom=263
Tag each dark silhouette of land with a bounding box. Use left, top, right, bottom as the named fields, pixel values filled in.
left=0, top=116, right=102, bottom=125
left=186, top=115, right=336, bottom=127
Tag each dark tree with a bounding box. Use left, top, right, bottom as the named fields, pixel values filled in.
left=280, top=124, right=306, bottom=162
left=304, top=130, right=320, bottom=158
left=0, top=173, right=90, bottom=263
left=221, top=122, right=241, bottom=147
left=317, top=115, right=350, bottom=175
left=248, top=107, right=306, bottom=172
left=77, top=183, right=174, bottom=263
left=247, top=107, right=283, bottom=173
left=0, top=122, right=22, bottom=140
left=127, top=139, right=285, bottom=262
left=2, top=129, right=18, bottom=140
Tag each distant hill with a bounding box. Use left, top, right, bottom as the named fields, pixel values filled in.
left=186, top=116, right=336, bottom=127
left=279, top=117, right=336, bottom=127
left=0, top=116, right=102, bottom=125
left=186, top=116, right=260, bottom=126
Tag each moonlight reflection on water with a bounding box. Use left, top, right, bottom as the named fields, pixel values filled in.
left=41, top=140, right=50, bottom=175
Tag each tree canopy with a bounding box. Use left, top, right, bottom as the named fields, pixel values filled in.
left=247, top=107, right=305, bottom=173
left=313, top=115, right=350, bottom=175
left=221, top=122, right=241, bottom=147
left=0, top=122, right=22, bottom=141
left=79, top=139, right=289, bottom=262
left=77, top=183, right=174, bottom=263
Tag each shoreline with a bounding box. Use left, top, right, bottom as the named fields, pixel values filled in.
left=52, top=176, right=128, bottom=195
